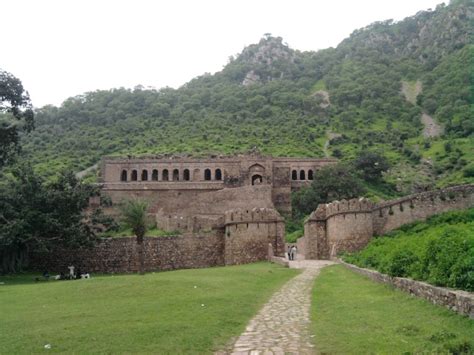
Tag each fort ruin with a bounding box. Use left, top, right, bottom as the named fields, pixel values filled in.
left=30, top=153, right=474, bottom=273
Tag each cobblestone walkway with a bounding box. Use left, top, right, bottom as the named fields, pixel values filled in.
left=228, top=260, right=335, bottom=355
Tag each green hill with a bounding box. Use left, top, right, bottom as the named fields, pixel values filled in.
left=21, top=0, right=473, bottom=194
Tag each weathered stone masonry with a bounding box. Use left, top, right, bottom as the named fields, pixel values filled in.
left=341, top=261, right=474, bottom=318
left=30, top=233, right=225, bottom=274
left=100, top=154, right=336, bottom=217
left=31, top=154, right=332, bottom=273
left=303, top=184, right=474, bottom=259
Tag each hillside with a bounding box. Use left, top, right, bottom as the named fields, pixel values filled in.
left=21, top=0, right=473, bottom=194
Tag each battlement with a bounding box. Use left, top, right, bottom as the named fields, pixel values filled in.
left=224, top=207, right=283, bottom=225
left=307, top=197, right=374, bottom=221
left=375, top=184, right=474, bottom=210
left=325, top=197, right=375, bottom=218
left=304, top=184, right=474, bottom=259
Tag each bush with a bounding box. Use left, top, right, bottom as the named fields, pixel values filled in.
left=342, top=208, right=474, bottom=291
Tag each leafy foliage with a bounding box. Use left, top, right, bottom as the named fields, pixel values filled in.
left=353, top=151, right=390, bottom=182
left=344, top=208, right=474, bottom=291
left=0, top=69, right=34, bottom=167
left=0, top=165, right=111, bottom=273
left=119, top=199, right=148, bottom=274
left=16, top=1, right=473, bottom=195
left=292, top=163, right=366, bottom=220
left=119, top=199, right=148, bottom=243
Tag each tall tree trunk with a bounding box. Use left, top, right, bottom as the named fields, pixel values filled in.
left=137, top=233, right=145, bottom=275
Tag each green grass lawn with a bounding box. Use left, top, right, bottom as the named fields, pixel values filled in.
left=0, top=263, right=298, bottom=353
left=311, top=265, right=474, bottom=354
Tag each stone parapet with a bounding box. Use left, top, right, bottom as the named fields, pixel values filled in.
left=304, top=184, right=474, bottom=259
left=341, top=260, right=474, bottom=318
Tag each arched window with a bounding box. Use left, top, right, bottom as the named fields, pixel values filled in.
left=120, top=170, right=127, bottom=182
left=131, top=170, right=138, bottom=181
left=300, top=170, right=306, bottom=180
left=141, top=170, right=148, bottom=181
left=292, top=170, right=297, bottom=180
left=204, top=168, right=211, bottom=181
left=173, top=169, right=179, bottom=181
left=215, top=169, right=222, bottom=181
left=183, top=169, right=190, bottom=181
left=308, top=169, right=314, bottom=180
left=162, top=169, right=169, bottom=181
left=152, top=169, right=158, bottom=181
left=252, top=174, right=263, bottom=185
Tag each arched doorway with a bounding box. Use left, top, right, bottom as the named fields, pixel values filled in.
left=248, top=163, right=266, bottom=185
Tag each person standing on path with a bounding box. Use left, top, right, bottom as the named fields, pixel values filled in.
left=291, top=245, right=297, bottom=261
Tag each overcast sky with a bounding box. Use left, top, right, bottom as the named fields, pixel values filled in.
left=2, top=0, right=443, bottom=108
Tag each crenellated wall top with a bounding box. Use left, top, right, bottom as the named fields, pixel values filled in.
left=224, top=207, right=283, bottom=225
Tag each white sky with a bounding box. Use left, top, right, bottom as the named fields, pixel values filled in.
left=1, top=0, right=443, bottom=108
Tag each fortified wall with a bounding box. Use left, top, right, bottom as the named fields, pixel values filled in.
left=30, top=233, right=225, bottom=273
left=224, top=208, right=285, bottom=265
left=303, top=184, right=474, bottom=259
left=30, top=206, right=285, bottom=273
left=34, top=154, right=336, bottom=273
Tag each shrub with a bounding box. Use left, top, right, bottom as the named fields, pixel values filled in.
left=342, top=208, right=474, bottom=291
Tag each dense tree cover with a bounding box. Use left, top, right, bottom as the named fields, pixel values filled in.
left=0, top=69, right=34, bottom=167
left=344, top=208, right=474, bottom=291
left=0, top=165, right=114, bottom=273
left=418, top=45, right=473, bottom=137
left=18, top=0, right=473, bottom=195
left=291, top=163, right=366, bottom=220
left=354, top=152, right=390, bottom=183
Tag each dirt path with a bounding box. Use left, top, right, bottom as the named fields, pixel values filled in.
left=227, top=260, right=335, bottom=354
left=401, top=80, right=443, bottom=138
left=421, top=113, right=443, bottom=138
left=323, top=132, right=341, bottom=158
left=75, top=163, right=98, bottom=179
left=401, top=80, right=422, bottom=105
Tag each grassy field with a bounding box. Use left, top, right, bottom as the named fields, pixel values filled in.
left=0, top=263, right=298, bottom=353
left=311, top=265, right=474, bottom=354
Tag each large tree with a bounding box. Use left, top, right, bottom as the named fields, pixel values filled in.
left=292, top=164, right=366, bottom=219
left=0, top=165, right=112, bottom=273
left=0, top=69, right=34, bottom=167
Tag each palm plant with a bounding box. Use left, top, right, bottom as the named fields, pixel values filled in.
left=120, top=199, right=148, bottom=274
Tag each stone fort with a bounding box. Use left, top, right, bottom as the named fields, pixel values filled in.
left=99, top=153, right=337, bottom=225
left=31, top=153, right=474, bottom=273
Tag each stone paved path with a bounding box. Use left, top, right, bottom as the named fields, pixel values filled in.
left=228, top=260, right=335, bottom=355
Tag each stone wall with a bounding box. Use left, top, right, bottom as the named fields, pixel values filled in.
left=100, top=155, right=337, bottom=217
left=341, top=261, right=474, bottom=318
left=30, top=233, right=225, bottom=273
left=304, top=184, right=474, bottom=259
left=372, top=185, right=474, bottom=235
left=224, top=207, right=285, bottom=265
left=29, top=206, right=286, bottom=273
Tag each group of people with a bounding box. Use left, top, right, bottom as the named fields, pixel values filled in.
left=36, top=265, right=90, bottom=282
left=287, top=245, right=298, bottom=261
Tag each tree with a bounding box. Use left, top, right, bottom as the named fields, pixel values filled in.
left=353, top=151, right=390, bottom=182
left=120, top=199, right=148, bottom=274
left=292, top=164, right=365, bottom=219
left=0, top=69, right=35, bottom=167
left=0, top=165, right=105, bottom=273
